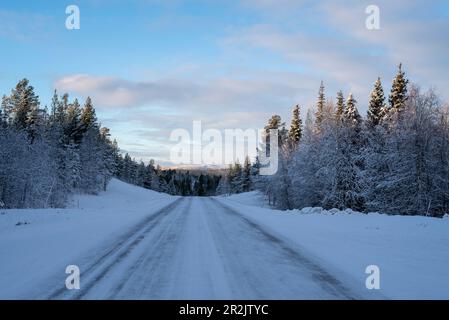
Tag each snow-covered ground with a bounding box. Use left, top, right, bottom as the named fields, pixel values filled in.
left=0, top=180, right=448, bottom=299
left=220, top=192, right=449, bottom=299
left=218, top=191, right=267, bottom=207
left=0, top=179, right=176, bottom=299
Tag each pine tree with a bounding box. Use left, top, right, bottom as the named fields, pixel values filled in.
left=80, top=97, right=97, bottom=131
left=344, top=93, right=362, bottom=128
left=264, top=115, right=284, bottom=155
left=323, top=146, right=364, bottom=211
left=50, top=90, right=59, bottom=118
left=335, top=90, right=345, bottom=123
left=98, top=127, right=117, bottom=191
left=65, top=141, right=82, bottom=191
left=65, top=98, right=83, bottom=144
left=289, top=105, right=302, bottom=148
left=228, top=162, right=243, bottom=194
left=265, top=115, right=283, bottom=133
left=0, top=80, right=120, bottom=208
left=7, top=79, right=40, bottom=130
left=25, top=103, right=44, bottom=143
left=135, top=161, right=147, bottom=187
left=315, top=81, right=325, bottom=132
left=389, top=63, right=409, bottom=115
left=54, top=93, right=68, bottom=125
left=242, top=156, right=252, bottom=192
left=367, top=78, right=385, bottom=128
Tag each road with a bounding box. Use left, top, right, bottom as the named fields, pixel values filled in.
left=46, top=197, right=363, bottom=299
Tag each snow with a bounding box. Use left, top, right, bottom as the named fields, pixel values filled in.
left=217, top=191, right=266, bottom=207
left=1, top=181, right=448, bottom=299
left=218, top=192, right=449, bottom=299
left=0, top=179, right=176, bottom=299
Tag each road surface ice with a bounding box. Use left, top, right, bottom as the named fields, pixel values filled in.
left=44, top=197, right=366, bottom=299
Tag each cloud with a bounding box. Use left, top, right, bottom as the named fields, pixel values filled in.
left=55, top=74, right=201, bottom=108
left=320, top=1, right=449, bottom=89
left=56, top=70, right=318, bottom=164
left=53, top=0, right=449, bottom=164
left=55, top=69, right=318, bottom=114
left=224, top=0, right=449, bottom=104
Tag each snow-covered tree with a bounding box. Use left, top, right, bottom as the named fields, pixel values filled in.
left=344, top=93, right=362, bottom=128
left=335, top=90, right=345, bottom=124
left=367, top=78, right=386, bottom=128
left=315, top=81, right=325, bottom=132
left=5, top=79, right=40, bottom=131
left=288, top=104, right=302, bottom=149
left=389, top=63, right=409, bottom=116
left=242, top=156, right=252, bottom=192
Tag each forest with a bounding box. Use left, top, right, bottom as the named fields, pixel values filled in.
left=1, top=64, right=448, bottom=217
left=0, top=80, right=116, bottom=208
left=218, top=64, right=449, bottom=217
left=0, top=79, right=222, bottom=207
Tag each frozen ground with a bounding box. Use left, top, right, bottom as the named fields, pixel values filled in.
left=0, top=179, right=175, bottom=299
left=221, top=192, right=449, bottom=299
left=0, top=180, right=447, bottom=299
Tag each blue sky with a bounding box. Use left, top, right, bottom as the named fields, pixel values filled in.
left=1, top=0, right=448, bottom=165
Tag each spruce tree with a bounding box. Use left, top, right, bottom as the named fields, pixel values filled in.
left=50, top=90, right=59, bottom=117
left=242, top=156, right=252, bottom=192
left=0, top=81, right=121, bottom=208
left=344, top=93, right=362, bottom=128
left=315, top=81, right=325, bottom=131
left=54, top=93, right=68, bottom=125
left=289, top=105, right=302, bottom=147
left=335, top=90, right=345, bottom=123
left=389, top=63, right=409, bottom=114
left=367, top=77, right=386, bottom=128
left=65, top=98, right=83, bottom=144
left=25, top=103, right=44, bottom=143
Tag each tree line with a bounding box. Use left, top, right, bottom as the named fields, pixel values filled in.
left=115, top=155, right=221, bottom=196
left=0, top=79, right=223, bottom=208
left=220, top=64, right=449, bottom=217
left=0, top=79, right=117, bottom=208
left=2, top=64, right=448, bottom=217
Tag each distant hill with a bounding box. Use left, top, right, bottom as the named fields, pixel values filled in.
left=161, top=164, right=227, bottom=175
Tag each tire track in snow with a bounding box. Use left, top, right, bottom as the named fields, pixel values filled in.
left=208, top=198, right=360, bottom=299
left=46, top=197, right=185, bottom=299
left=107, top=197, right=193, bottom=299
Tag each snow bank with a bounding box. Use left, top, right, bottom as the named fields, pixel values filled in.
left=217, top=195, right=449, bottom=299
left=0, top=179, right=176, bottom=299
left=219, top=191, right=268, bottom=207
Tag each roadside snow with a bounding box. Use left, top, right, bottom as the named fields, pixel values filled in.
left=218, top=193, right=449, bottom=299
left=217, top=191, right=267, bottom=207
left=0, top=179, right=176, bottom=299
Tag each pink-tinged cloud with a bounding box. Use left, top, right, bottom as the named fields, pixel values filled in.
left=54, top=70, right=319, bottom=113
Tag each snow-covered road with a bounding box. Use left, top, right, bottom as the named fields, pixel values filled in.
left=2, top=180, right=447, bottom=299
left=38, top=197, right=364, bottom=299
